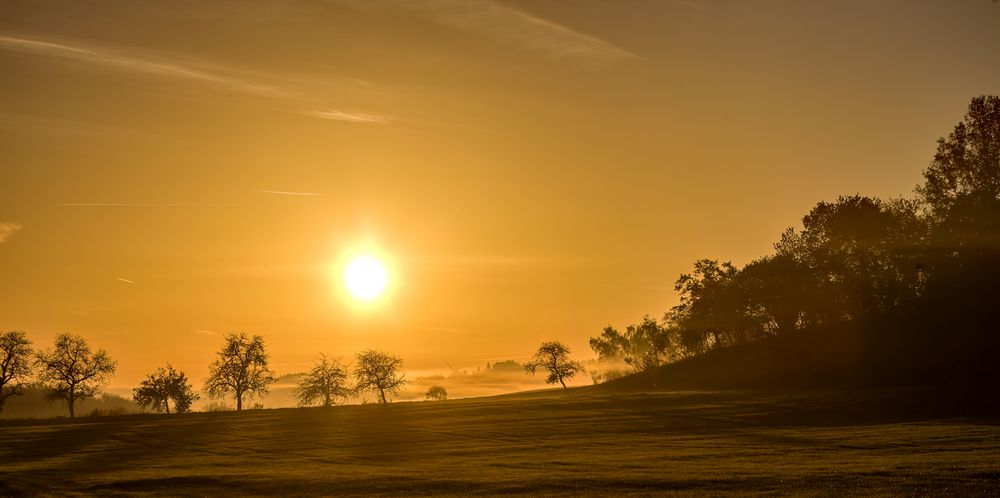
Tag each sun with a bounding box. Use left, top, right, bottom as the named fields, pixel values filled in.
left=342, top=254, right=389, bottom=302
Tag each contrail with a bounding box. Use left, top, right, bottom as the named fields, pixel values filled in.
left=258, top=190, right=321, bottom=196
left=57, top=203, right=196, bottom=206
left=115, top=277, right=135, bottom=284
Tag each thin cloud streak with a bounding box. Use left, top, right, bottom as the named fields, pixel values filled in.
left=115, top=277, right=135, bottom=284
left=0, top=222, right=23, bottom=244
left=306, top=109, right=393, bottom=124
left=334, top=0, right=637, bottom=63
left=56, top=203, right=209, bottom=207
left=0, top=35, right=286, bottom=98
left=258, top=190, right=322, bottom=196
left=0, top=34, right=392, bottom=125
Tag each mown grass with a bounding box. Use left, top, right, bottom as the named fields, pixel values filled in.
left=2, top=386, right=999, bottom=496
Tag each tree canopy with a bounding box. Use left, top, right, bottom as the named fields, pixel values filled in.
left=590, top=315, right=674, bottom=374
left=354, top=349, right=406, bottom=404
left=34, top=333, right=117, bottom=418
left=295, top=354, right=351, bottom=407
left=0, top=331, right=33, bottom=415
left=524, top=341, right=583, bottom=389
left=204, top=333, right=276, bottom=411
left=133, top=365, right=199, bottom=414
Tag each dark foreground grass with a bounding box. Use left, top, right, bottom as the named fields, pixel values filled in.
left=2, top=386, right=999, bottom=496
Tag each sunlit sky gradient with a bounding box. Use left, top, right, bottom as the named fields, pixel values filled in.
left=2, top=0, right=999, bottom=386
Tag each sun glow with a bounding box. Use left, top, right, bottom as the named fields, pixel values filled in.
left=342, top=254, right=389, bottom=302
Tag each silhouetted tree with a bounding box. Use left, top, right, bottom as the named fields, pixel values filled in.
left=34, top=333, right=116, bottom=418
left=524, top=341, right=583, bottom=389
left=736, top=255, right=813, bottom=335
left=667, top=260, right=753, bottom=352
left=776, top=195, right=927, bottom=320
left=425, top=385, right=448, bottom=401
left=0, top=331, right=33, bottom=415
left=590, top=315, right=673, bottom=373
left=354, top=349, right=406, bottom=404
left=917, top=95, right=1000, bottom=217
left=133, top=364, right=199, bottom=414
left=204, top=333, right=276, bottom=411
left=294, top=354, right=350, bottom=407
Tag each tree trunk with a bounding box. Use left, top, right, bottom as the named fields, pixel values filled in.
left=236, top=391, right=243, bottom=411
left=165, top=398, right=170, bottom=415
left=378, top=388, right=387, bottom=404
left=68, top=394, right=76, bottom=418
left=559, top=377, right=567, bottom=389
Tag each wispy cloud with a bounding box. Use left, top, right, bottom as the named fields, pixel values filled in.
left=420, top=253, right=591, bottom=268
left=0, top=34, right=392, bottom=125
left=0, top=35, right=286, bottom=98
left=56, top=203, right=210, bottom=207
left=334, top=0, right=637, bottom=63
left=306, top=109, right=393, bottom=124
left=115, top=277, right=135, bottom=284
left=0, top=222, right=22, bottom=244
left=258, top=190, right=322, bottom=196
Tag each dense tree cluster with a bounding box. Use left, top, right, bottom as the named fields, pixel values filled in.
left=590, top=95, right=1000, bottom=374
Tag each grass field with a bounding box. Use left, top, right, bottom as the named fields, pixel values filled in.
left=2, top=385, right=999, bottom=496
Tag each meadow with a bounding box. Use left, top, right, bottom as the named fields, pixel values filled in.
left=2, top=385, right=998, bottom=496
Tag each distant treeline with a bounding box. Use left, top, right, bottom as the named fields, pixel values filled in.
left=0, top=330, right=420, bottom=418
left=590, top=95, right=1000, bottom=382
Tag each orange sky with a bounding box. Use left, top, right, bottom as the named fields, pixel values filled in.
left=1, top=0, right=999, bottom=386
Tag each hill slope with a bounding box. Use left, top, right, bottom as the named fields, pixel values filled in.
left=603, top=310, right=1000, bottom=392
left=2, top=386, right=999, bottom=495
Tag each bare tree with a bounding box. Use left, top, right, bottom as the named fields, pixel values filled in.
left=354, top=349, right=406, bottom=404
left=0, top=331, right=33, bottom=415
left=294, top=354, right=350, bottom=407
left=204, top=333, right=276, bottom=411
left=133, top=364, right=199, bottom=414
left=524, top=341, right=583, bottom=389
left=425, top=385, right=447, bottom=401
left=34, top=333, right=117, bottom=418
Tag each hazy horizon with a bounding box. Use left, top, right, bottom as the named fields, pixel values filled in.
left=2, top=0, right=999, bottom=388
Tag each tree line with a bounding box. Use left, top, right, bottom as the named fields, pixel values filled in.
left=588, top=95, right=1000, bottom=380
left=1, top=329, right=592, bottom=418
left=0, top=331, right=415, bottom=417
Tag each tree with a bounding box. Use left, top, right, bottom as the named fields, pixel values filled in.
left=354, top=349, right=406, bottom=404
left=524, top=341, right=583, bottom=389
left=667, top=259, right=752, bottom=353
left=917, top=95, right=1000, bottom=216
left=0, top=331, right=33, bottom=415
left=776, top=195, right=927, bottom=320
left=133, top=364, right=199, bottom=414
left=425, top=385, right=448, bottom=401
left=294, top=354, right=350, bottom=407
left=204, top=333, right=276, bottom=411
left=34, top=333, right=117, bottom=418
left=915, top=96, right=1000, bottom=280
left=589, top=315, right=673, bottom=373
left=737, top=255, right=815, bottom=335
